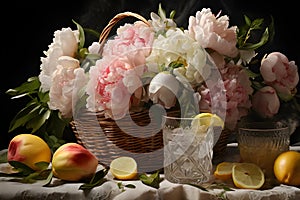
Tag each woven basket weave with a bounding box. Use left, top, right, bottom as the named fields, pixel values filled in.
left=71, top=107, right=180, bottom=173
left=71, top=12, right=231, bottom=172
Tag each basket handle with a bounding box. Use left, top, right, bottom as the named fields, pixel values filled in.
left=98, top=11, right=150, bottom=47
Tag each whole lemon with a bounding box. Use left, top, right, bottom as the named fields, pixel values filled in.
left=7, top=134, right=52, bottom=170
left=273, top=150, right=300, bottom=186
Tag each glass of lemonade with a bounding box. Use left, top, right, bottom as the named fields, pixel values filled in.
left=162, top=115, right=223, bottom=185
left=237, top=122, right=290, bottom=187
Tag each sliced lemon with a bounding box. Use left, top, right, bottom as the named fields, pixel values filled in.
left=232, top=163, right=265, bottom=189
left=214, top=161, right=236, bottom=180
left=191, top=113, right=224, bottom=135
left=110, top=156, right=138, bottom=180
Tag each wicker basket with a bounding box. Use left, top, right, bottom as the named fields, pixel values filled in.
left=71, top=107, right=180, bottom=173
left=71, top=12, right=231, bottom=172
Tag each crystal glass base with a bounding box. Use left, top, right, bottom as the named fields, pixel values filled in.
left=163, top=116, right=216, bottom=185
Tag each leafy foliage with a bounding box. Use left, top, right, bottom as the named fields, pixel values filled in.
left=139, top=170, right=163, bottom=189
left=0, top=160, right=52, bottom=184
left=78, top=167, right=110, bottom=190
left=5, top=21, right=100, bottom=151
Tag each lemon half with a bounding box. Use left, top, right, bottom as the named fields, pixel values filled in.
left=110, top=156, right=138, bottom=180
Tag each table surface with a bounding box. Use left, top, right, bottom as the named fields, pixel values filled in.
left=0, top=144, right=300, bottom=200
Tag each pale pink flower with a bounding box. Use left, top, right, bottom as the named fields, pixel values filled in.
left=260, top=52, right=299, bottom=101
left=102, top=21, right=154, bottom=58
left=49, top=56, right=87, bottom=118
left=85, top=21, right=155, bottom=119
left=252, top=86, right=280, bottom=118
left=188, top=8, right=238, bottom=58
left=199, top=64, right=253, bottom=130
left=88, top=42, right=101, bottom=54
left=39, top=28, right=79, bottom=92
left=86, top=56, right=146, bottom=119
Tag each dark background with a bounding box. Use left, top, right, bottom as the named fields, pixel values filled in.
left=1, top=0, right=299, bottom=149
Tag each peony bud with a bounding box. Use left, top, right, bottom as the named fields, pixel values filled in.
left=51, top=143, right=98, bottom=181
left=252, top=86, right=280, bottom=118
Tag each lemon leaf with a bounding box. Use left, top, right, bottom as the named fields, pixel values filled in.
left=34, top=162, right=50, bottom=171
left=78, top=167, right=109, bottom=190
left=8, top=161, right=35, bottom=176
left=139, top=170, right=162, bottom=189
left=187, top=183, right=208, bottom=191
left=43, top=171, right=53, bottom=187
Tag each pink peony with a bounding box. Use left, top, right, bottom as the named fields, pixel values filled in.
left=199, top=64, right=253, bottom=130
left=252, top=86, right=280, bottom=118
left=102, top=21, right=154, bottom=58
left=85, top=21, right=154, bottom=119
left=260, top=52, right=299, bottom=101
left=86, top=57, right=146, bottom=119
left=188, top=8, right=238, bottom=58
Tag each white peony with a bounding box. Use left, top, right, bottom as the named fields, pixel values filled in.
left=48, top=56, right=87, bottom=118
left=146, top=28, right=209, bottom=85
left=39, top=28, right=79, bottom=92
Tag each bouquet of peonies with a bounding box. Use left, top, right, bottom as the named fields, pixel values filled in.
left=6, top=4, right=300, bottom=149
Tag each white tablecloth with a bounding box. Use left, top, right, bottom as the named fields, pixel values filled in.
left=0, top=145, right=300, bottom=200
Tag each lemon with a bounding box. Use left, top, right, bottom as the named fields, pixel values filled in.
left=232, top=163, right=265, bottom=189
left=7, top=134, right=52, bottom=171
left=273, top=150, right=300, bottom=186
left=214, top=162, right=236, bottom=181
left=191, top=113, right=224, bottom=135
left=110, top=156, right=138, bottom=180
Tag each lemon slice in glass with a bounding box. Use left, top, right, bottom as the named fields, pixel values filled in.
left=232, top=163, right=265, bottom=189
left=110, top=156, right=138, bottom=180
left=191, top=113, right=224, bottom=135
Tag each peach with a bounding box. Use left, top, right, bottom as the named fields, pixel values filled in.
left=7, top=134, right=52, bottom=171
left=51, top=143, right=98, bottom=181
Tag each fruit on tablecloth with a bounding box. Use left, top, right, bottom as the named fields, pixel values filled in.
left=273, top=150, right=300, bottom=186
left=232, top=162, right=265, bottom=189
left=110, top=156, right=137, bottom=180
left=214, top=161, right=237, bottom=180
left=51, top=143, right=98, bottom=181
left=7, top=134, right=51, bottom=171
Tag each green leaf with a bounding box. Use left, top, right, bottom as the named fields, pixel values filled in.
left=0, top=171, right=24, bottom=177
left=139, top=170, right=162, bottom=189
left=27, top=109, right=51, bottom=133
left=72, top=19, right=85, bottom=50
left=0, top=150, right=7, bottom=163
left=83, top=28, right=100, bottom=39
left=43, top=171, right=53, bottom=186
left=124, top=184, right=136, bottom=188
left=6, top=76, right=40, bottom=97
left=187, top=183, right=209, bottom=191
left=21, top=169, right=52, bottom=184
left=158, top=3, right=166, bottom=20
left=79, top=167, right=109, bottom=190
left=8, top=161, right=35, bottom=176
left=34, top=162, right=50, bottom=171
left=240, top=28, right=269, bottom=50
left=45, top=110, right=70, bottom=139
left=169, top=10, right=176, bottom=19
left=8, top=99, right=49, bottom=133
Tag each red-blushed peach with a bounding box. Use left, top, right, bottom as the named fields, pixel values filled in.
left=51, top=143, right=98, bottom=181
left=7, top=134, right=52, bottom=171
